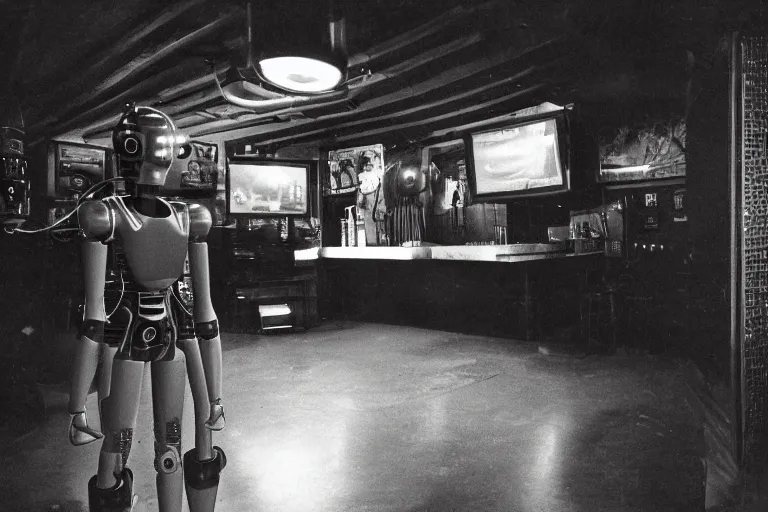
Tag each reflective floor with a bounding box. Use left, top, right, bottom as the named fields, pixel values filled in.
left=1, top=322, right=705, bottom=511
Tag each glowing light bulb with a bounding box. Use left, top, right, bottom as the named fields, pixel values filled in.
left=259, top=56, right=343, bottom=93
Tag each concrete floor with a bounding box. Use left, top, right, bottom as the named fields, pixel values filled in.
left=1, top=321, right=705, bottom=511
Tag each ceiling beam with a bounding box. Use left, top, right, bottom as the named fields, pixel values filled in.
left=49, top=62, right=231, bottom=138
left=44, top=0, right=209, bottom=92
left=81, top=87, right=223, bottom=139
left=216, top=35, right=570, bottom=144
left=155, top=63, right=234, bottom=103
left=48, top=60, right=221, bottom=138
left=251, top=65, right=545, bottom=147
left=29, top=12, right=240, bottom=134
left=347, top=0, right=499, bottom=68
left=174, top=32, right=484, bottom=136
left=349, top=33, right=484, bottom=90
left=310, top=84, right=545, bottom=144
left=85, top=30, right=489, bottom=139
left=306, top=87, right=549, bottom=150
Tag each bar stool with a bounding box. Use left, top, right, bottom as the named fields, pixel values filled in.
left=580, top=283, right=619, bottom=353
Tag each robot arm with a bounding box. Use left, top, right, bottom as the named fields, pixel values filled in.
left=68, top=199, right=113, bottom=445
left=187, top=203, right=225, bottom=430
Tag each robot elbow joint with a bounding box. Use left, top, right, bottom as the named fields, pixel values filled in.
left=195, top=319, right=219, bottom=340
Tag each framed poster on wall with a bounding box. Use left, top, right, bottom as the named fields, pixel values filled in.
left=597, top=117, right=686, bottom=183
left=325, top=144, right=384, bottom=196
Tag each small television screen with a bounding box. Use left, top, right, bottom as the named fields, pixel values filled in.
left=227, top=160, right=308, bottom=215
left=466, top=116, right=569, bottom=202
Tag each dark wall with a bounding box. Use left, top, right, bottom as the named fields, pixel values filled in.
left=685, top=58, right=733, bottom=383
left=0, top=230, right=82, bottom=385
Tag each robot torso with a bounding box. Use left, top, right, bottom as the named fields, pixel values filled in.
left=111, top=196, right=189, bottom=291
left=78, top=196, right=212, bottom=362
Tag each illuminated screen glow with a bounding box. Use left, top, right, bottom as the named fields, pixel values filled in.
left=471, top=119, right=563, bottom=195
left=229, top=163, right=307, bottom=214
left=259, top=56, right=343, bottom=93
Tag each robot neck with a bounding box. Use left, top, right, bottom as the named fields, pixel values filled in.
left=132, top=184, right=170, bottom=218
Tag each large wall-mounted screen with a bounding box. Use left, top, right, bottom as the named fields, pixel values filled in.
left=227, top=160, right=308, bottom=215
left=466, top=116, right=569, bottom=202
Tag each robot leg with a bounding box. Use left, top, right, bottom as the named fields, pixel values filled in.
left=178, top=338, right=226, bottom=512
left=151, top=349, right=186, bottom=512
left=90, top=357, right=145, bottom=512
left=178, top=338, right=212, bottom=459
left=183, top=445, right=227, bottom=512
left=88, top=468, right=134, bottom=512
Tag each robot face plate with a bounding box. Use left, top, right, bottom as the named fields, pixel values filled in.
left=114, top=106, right=179, bottom=187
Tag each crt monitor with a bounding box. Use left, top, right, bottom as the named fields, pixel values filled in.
left=227, top=159, right=309, bottom=215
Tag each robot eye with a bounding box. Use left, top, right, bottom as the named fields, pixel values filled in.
left=124, top=137, right=140, bottom=155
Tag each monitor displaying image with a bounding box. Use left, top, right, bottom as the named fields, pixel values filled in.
left=227, top=161, right=308, bottom=215
left=467, top=117, right=569, bottom=201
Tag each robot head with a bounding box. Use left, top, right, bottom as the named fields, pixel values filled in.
left=113, top=104, right=182, bottom=187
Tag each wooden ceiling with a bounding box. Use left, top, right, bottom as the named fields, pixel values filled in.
left=0, top=0, right=756, bottom=150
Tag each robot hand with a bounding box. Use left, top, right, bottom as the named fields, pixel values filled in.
left=205, top=398, right=226, bottom=431
left=68, top=411, right=103, bottom=446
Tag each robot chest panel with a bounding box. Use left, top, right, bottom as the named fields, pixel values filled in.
left=119, top=216, right=188, bottom=291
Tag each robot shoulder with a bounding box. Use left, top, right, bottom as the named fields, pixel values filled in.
left=77, top=199, right=113, bottom=242
left=188, top=202, right=212, bottom=242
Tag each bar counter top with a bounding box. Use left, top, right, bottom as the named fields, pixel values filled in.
left=296, top=244, right=603, bottom=263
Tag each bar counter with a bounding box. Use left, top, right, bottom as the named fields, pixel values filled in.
left=298, top=244, right=603, bottom=263
left=312, top=244, right=605, bottom=341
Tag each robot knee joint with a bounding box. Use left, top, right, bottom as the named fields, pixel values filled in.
left=155, top=446, right=181, bottom=474
left=183, top=446, right=226, bottom=490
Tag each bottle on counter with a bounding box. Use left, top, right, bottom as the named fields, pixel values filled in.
left=344, top=205, right=356, bottom=246
left=356, top=211, right=366, bottom=247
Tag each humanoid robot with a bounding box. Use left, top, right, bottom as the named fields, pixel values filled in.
left=67, top=104, right=226, bottom=512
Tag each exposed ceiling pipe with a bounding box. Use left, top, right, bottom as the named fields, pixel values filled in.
left=214, top=68, right=348, bottom=110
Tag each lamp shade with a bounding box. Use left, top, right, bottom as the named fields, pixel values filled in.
left=250, top=2, right=347, bottom=95
left=258, top=55, right=344, bottom=94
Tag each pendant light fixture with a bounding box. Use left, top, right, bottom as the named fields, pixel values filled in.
left=249, top=0, right=348, bottom=95
left=215, top=1, right=351, bottom=111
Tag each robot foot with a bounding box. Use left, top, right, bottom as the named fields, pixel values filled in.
left=69, top=411, right=104, bottom=446
left=88, top=468, right=134, bottom=512
left=204, top=399, right=225, bottom=431
left=183, top=446, right=226, bottom=512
